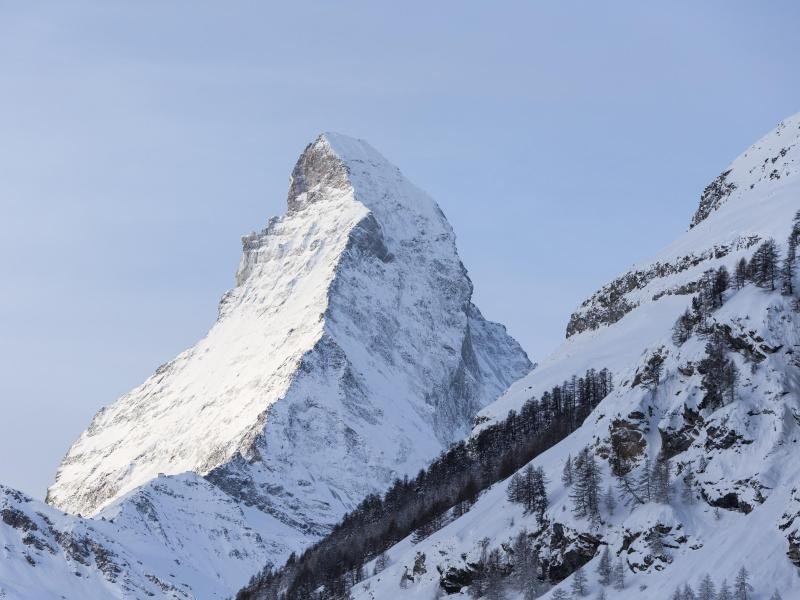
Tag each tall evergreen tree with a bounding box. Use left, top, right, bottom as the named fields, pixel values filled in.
left=712, top=266, right=730, bottom=307
left=749, top=238, right=780, bottom=290
left=640, top=352, right=665, bottom=390
left=652, top=456, right=671, bottom=503
left=734, top=566, right=751, bottom=600
left=571, top=566, right=588, bottom=597
left=373, top=551, right=388, bottom=575
left=570, top=447, right=601, bottom=520
left=562, top=454, right=574, bottom=487
left=717, top=579, right=732, bottom=600
left=612, top=558, right=625, bottom=590
left=604, top=485, right=616, bottom=515
left=735, top=257, right=749, bottom=289
left=637, top=458, right=653, bottom=504
left=596, top=546, right=612, bottom=586
left=698, top=574, right=716, bottom=600
left=698, top=333, right=738, bottom=410
left=782, top=228, right=797, bottom=295
left=681, top=466, right=695, bottom=504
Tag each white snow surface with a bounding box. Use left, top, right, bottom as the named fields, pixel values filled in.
left=1, top=474, right=310, bottom=599
left=7, top=133, right=529, bottom=598
left=351, top=114, right=800, bottom=599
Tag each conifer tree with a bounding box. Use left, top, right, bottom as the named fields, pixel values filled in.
left=768, top=591, right=783, bottom=600
left=612, top=558, right=625, bottom=590
left=782, top=229, right=797, bottom=295
left=681, top=467, right=695, bottom=504
left=698, top=334, right=738, bottom=410
left=698, top=574, right=716, bottom=600
left=652, top=456, right=671, bottom=503
left=717, top=579, right=732, bottom=600
left=734, top=566, right=751, bottom=600
left=637, top=458, right=653, bottom=503
left=562, top=454, right=574, bottom=487
left=571, top=566, right=588, bottom=596
left=673, top=308, right=696, bottom=345
left=373, top=551, right=388, bottom=575
left=712, top=266, right=730, bottom=307
left=735, top=258, right=748, bottom=289
left=596, top=546, right=612, bottom=586
left=683, top=583, right=697, bottom=600
left=640, top=352, right=665, bottom=390
left=604, top=485, right=616, bottom=515
left=531, top=466, right=549, bottom=524
left=570, top=447, right=600, bottom=520
left=749, top=238, right=780, bottom=290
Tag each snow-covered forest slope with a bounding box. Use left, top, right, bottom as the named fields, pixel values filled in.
left=0, top=134, right=529, bottom=599
left=299, top=114, right=800, bottom=600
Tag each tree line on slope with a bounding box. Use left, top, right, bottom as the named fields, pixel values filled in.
left=235, top=368, right=613, bottom=600
left=674, top=210, right=800, bottom=347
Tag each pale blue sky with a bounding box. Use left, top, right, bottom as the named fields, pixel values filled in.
left=1, top=2, right=799, bottom=499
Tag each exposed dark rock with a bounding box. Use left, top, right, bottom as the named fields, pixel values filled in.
left=545, top=523, right=601, bottom=581
left=704, top=425, right=750, bottom=451
left=609, top=418, right=647, bottom=473
left=438, top=565, right=475, bottom=594
left=701, top=489, right=752, bottom=514
left=1, top=508, right=38, bottom=532
left=690, top=169, right=736, bottom=228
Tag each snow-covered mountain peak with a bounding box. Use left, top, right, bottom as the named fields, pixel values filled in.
left=36, top=133, right=530, bottom=596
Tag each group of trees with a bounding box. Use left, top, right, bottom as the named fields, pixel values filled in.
left=739, top=210, right=800, bottom=294
left=672, top=265, right=731, bottom=345
left=236, top=368, right=613, bottom=600
left=671, top=567, right=781, bottom=600
left=674, top=211, right=800, bottom=347
left=613, top=454, right=672, bottom=509
left=507, top=464, right=548, bottom=524
left=470, top=529, right=547, bottom=600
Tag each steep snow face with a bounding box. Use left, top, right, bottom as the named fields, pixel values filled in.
left=1, top=476, right=310, bottom=599
left=350, top=115, right=800, bottom=599
left=46, top=133, right=530, bottom=542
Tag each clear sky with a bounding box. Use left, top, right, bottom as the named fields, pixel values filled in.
left=1, top=2, right=799, bottom=500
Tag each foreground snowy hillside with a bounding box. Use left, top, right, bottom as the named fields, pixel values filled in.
left=1, top=134, right=529, bottom=598
left=319, top=114, right=800, bottom=599
left=1, top=475, right=309, bottom=599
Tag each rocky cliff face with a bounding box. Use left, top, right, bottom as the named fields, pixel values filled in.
left=349, top=115, right=800, bottom=599
left=13, top=133, right=529, bottom=597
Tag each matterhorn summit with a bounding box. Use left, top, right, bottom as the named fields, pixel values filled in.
left=0, top=133, right=533, bottom=598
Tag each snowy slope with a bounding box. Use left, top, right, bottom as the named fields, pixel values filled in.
left=12, top=133, right=529, bottom=598
left=350, top=115, right=800, bottom=599
left=1, top=474, right=310, bottom=599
